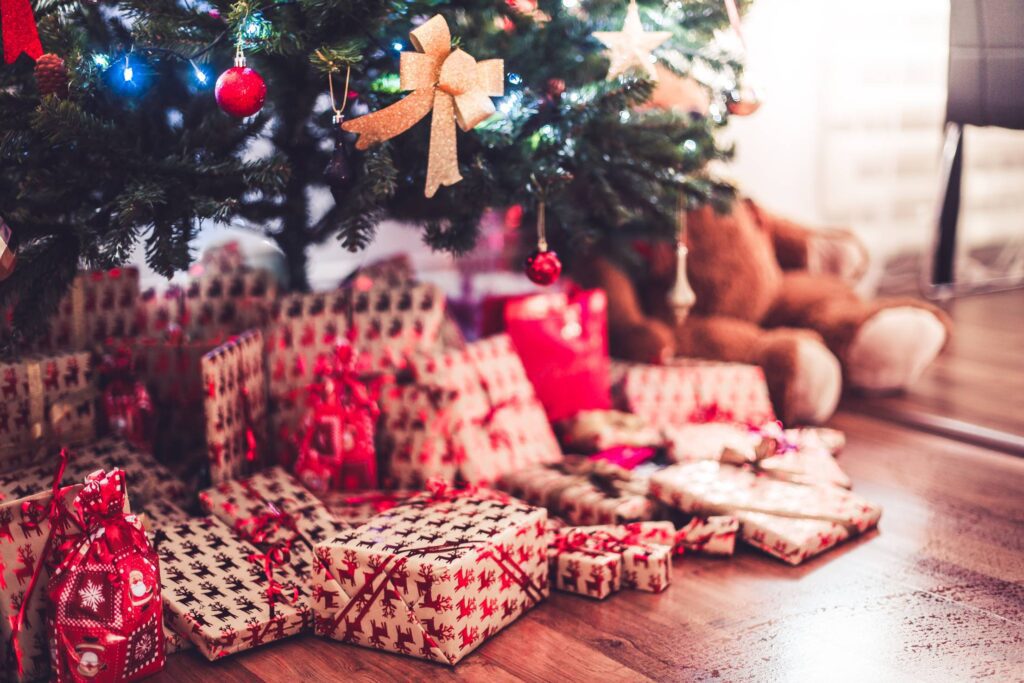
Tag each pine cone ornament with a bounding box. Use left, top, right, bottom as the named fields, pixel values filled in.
left=35, top=53, right=69, bottom=99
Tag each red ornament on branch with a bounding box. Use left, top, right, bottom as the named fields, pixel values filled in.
left=215, top=44, right=266, bottom=118
left=293, top=342, right=384, bottom=493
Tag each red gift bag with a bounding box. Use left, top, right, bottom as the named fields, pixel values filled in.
left=504, top=289, right=612, bottom=421
left=48, top=470, right=165, bottom=682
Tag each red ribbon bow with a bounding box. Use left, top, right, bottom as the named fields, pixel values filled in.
left=2, top=0, right=43, bottom=64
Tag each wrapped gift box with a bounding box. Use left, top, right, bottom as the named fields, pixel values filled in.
left=4, top=268, right=142, bottom=353
left=555, top=410, right=665, bottom=454
left=612, top=360, right=775, bottom=429
left=0, top=485, right=82, bottom=682
left=153, top=515, right=311, bottom=660
left=311, top=489, right=549, bottom=665
left=548, top=525, right=671, bottom=598
left=650, top=462, right=882, bottom=565
left=265, top=283, right=447, bottom=458
left=496, top=464, right=655, bottom=526
left=674, top=516, right=739, bottom=556
left=665, top=422, right=852, bottom=488
left=0, top=350, right=95, bottom=472
left=201, top=331, right=269, bottom=484
left=0, top=439, right=188, bottom=509
left=384, top=335, right=563, bottom=487
left=184, top=270, right=277, bottom=338
left=199, top=467, right=348, bottom=579
left=319, top=490, right=418, bottom=528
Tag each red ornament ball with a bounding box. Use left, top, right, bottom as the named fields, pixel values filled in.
left=524, top=248, right=561, bottom=286
left=215, top=66, right=267, bottom=118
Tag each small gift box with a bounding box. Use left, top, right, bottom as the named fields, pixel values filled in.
left=153, top=515, right=311, bottom=660
left=48, top=470, right=165, bottom=683
left=0, top=484, right=82, bottom=682
left=199, top=467, right=348, bottom=579
left=0, top=438, right=189, bottom=509
left=311, top=484, right=549, bottom=665
left=612, top=359, right=775, bottom=429
left=665, top=422, right=852, bottom=488
left=384, top=334, right=563, bottom=487
left=201, top=330, right=269, bottom=484
left=650, top=462, right=882, bottom=565
left=319, top=490, right=418, bottom=528
left=0, top=350, right=95, bottom=472
left=549, top=525, right=672, bottom=598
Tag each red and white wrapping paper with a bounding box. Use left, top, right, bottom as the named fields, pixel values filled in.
left=674, top=516, right=739, bottom=556
left=612, top=359, right=775, bottom=428
left=265, top=283, right=447, bottom=456
left=153, top=515, right=311, bottom=660
left=384, top=335, right=563, bottom=487
left=48, top=470, right=165, bottom=683
left=311, top=488, right=549, bottom=665
left=0, top=486, right=81, bottom=682
left=201, top=331, right=269, bottom=484
left=665, top=422, right=852, bottom=488
left=548, top=525, right=671, bottom=598
left=0, top=350, right=95, bottom=472
left=199, top=467, right=349, bottom=579
left=650, top=462, right=882, bottom=565
left=185, top=270, right=277, bottom=338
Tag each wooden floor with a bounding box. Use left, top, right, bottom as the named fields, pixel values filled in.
left=160, top=291, right=1024, bottom=682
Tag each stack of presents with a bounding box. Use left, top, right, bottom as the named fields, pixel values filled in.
left=0, top=254, right=882, bottom=679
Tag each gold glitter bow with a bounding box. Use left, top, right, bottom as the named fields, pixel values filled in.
left=342, top=15, right=504, bottom=197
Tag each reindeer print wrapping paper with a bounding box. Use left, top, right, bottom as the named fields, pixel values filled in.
left=0, top=351, right=95, bottom=472
left=199, top=467, right=349, bottom=578
left=201, top=331, right=269, bottom=484
left=184, top=271, right=278, bottom=339
left=0, top=439, right=188, bottom=510
left=650, top=462, right=882, bottom=566
left=265, top=283, right=447, bottom=461
left=152, top=515, right=311, bottom=660
left=311, top=491, right=549, bottom=665
left=0, top=486, right=82, bottom=682
left=383, top=335, right=563, bottom=487
left=611, top=359, right=776, bottom=429
left=548, top=525, right=672, bottom=599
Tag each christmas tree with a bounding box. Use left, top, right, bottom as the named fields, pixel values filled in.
left=0, top=0, right=748, bottom=334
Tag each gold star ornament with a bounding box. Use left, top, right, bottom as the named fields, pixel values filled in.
left=593, top=0, right=671, bottom=81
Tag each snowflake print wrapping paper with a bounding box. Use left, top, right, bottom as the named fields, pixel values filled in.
left=47, top=469, right=165, bottom=682
left=311, top=489, right=549, bottom=665
left=650, top=462, right=882, bottom=565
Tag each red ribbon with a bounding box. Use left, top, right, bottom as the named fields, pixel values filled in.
left=235, top=503, right=299, bottom=617
left=689, top=402, right=736, bottom=424
left=8, top=448, right=70, bottom=676
left=2, top=0, right=42, bottom=64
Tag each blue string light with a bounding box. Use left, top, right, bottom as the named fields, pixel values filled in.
left=92, top=54, right=110, bottom=69
left=508, top=72, right=522, bottom=85
left=392, top=41, right=404, bottom=52
left=190, top=60, right=212, bottom=88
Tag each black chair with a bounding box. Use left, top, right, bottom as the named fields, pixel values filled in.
left=926, top=0, right=1024, bottom=298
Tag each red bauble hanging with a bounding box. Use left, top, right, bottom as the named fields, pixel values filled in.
left=215, top=46, right=266, bottom=118
left=523, top=198, right=560, bottom=285
left=524, top=248, right=561, bottom=285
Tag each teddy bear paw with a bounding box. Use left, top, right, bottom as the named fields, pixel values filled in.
left=846, top=307, right=947, bottom=392
left=787, top=338, right=843, bottom=424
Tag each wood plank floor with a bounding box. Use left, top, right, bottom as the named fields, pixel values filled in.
left=160, top=291, right=1024, bottom=681
left=841, top=289, right=1024, bottom=445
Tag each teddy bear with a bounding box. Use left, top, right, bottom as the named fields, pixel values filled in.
left=574, top=198, right=951, bottom=424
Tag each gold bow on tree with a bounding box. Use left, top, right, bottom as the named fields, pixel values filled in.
left=342, top=15, right=504, bottom=198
